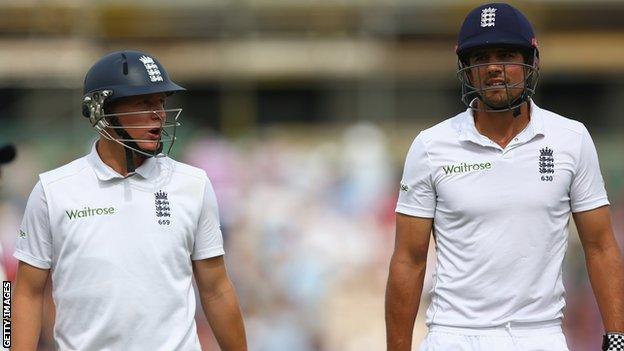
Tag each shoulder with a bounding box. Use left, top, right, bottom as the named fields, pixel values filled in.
left=409, top=111, right=466, bottom=148
left=163, top=158, right=219, bottom=211
left=163, top=158, right=210, bottom=183
left=39, top=156, right=91, bottom=187
left=537, top=105, right=587, bottom=136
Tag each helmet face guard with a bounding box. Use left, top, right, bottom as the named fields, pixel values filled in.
left=82, top=51, right=186, bottom=159
left=455, top=3, right=539, bottom=113
left=83, top=89, right=181, bottom=158
left=457, top=50, right=539, bottom=112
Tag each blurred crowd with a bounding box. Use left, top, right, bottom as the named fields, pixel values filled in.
left=0, top=122, right=622, bottom=350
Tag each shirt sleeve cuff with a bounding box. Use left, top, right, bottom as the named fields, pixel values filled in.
left=13, top=250, right=51, bottom=269
left=571, top=197, right=610, bottom=213
left=191, top=246, right=225, bottom=261
left=395, top=204, right=435, bottom=218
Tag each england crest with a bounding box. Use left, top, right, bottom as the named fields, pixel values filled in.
left=538, top=147, right=554, bottom=181
left=154, top=190, right=171, bottom=225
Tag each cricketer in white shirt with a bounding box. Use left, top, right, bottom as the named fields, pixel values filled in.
left=15, top=143, right=224, bottom=350
left=396, top=100, right=610, bottom=327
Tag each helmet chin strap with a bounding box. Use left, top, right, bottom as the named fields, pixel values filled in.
left=108, top=116, right=160, bottom=174
left=124, top=147, right=140, bottom=174
left=477, top=94, right=526, bottom=118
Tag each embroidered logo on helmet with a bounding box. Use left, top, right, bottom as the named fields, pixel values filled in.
left=480, top=7, right=497, bottom=27
left=139, top=55, right=164, bottom=82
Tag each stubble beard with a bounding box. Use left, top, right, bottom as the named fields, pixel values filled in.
left=479, top=85, right=524, bottom=109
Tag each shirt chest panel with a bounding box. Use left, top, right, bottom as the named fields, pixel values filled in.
left=431, top=142, right=575, bottom=220
left=49, top=181, right=199, bottom=269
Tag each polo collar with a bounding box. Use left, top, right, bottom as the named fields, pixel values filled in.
left=87, top=141, right=159, bottom=181
left=458, top=99, right=545, bottom=146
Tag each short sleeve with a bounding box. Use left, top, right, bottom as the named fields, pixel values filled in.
left=570, top=126, right=609, bottom=213
left=396, top=134, right=436, bottom=218
left=191, top=176, right=225, bottom=260
left=14, top=181, right=53, bottom=269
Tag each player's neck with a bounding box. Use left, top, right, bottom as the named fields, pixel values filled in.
left=473, top=101, right=530, bottom=149
left=96, top=138, right=146, bottom=177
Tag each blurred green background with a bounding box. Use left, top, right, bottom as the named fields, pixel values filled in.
left=0, top=1, right=623, bottom=350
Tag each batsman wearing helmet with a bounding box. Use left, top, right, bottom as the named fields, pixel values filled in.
left=386, top=3, right=624, bottom=351
left=12, top=50, right=247, bottom=350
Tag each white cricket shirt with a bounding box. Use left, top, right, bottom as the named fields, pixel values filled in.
left=15, top=142, right=224, bottom=350
left=396, top=101, right=609, bottom=327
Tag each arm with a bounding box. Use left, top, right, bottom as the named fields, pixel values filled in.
left=193, top=256, right=247, bottom=351
left=11, top=261, right=50, bottom=351
left=574, top=205, right=624, bottom=332
left=385, top=213, right=433, bottom=351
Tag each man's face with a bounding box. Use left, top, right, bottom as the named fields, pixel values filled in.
left=108, top=93, right=168, bottom=153
left=467, top=47, right=527, bottom=108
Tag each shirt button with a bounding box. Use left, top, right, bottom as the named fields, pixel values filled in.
left=514, top=138, right=518, bottom=141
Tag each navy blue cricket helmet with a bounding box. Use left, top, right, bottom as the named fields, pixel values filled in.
left=456, top=3, right=540, bottom=112
left=82, top=50, right=185, bottom=118
left=82, top=50, right=186, bottom=161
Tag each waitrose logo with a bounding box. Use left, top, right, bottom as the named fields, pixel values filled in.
left=66, top=206, right=116, bottom=220
left=442, top=162, right=492, bottom=175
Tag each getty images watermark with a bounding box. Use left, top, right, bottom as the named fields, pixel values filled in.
left=2, top=281, right=10, bottom=348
